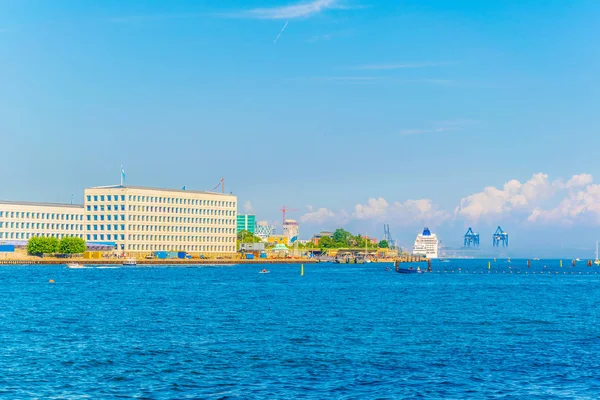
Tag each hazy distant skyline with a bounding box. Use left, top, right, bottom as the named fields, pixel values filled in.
left=1, top=0, right=599, bottom=255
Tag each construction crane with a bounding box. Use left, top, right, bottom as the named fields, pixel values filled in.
left=211, top=177, right=225, bottom=194
left=383, top=224, right=396, bottom=250
left=279, top=204, right=299, bottom=227
left=464, top=227, right=480, bottom=248
left=492, top=226, right=509, bottom=247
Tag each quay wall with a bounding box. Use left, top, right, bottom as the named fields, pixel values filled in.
left=0, top=256, right=426, bottom=266
left=0, top=258, right=319, bottom=266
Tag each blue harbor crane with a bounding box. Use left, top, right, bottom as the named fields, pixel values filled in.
left=492, top=226, right=509, bottom=247
left=383, top=224, right=397, bottom=250
left=464, top=227, right=480, bottom=248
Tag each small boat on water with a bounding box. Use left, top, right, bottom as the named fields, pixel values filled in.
left=396, top=266, right=423, bottom=274
left=66, top=262, right=85, bottom=269
left=259, top=268, right=270, bottom=274
left=122, top=258, right=137, bottom=266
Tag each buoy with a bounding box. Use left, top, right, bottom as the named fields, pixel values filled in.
left=49, top=279, right=54, bottom=283
left=488, top=261, right=491, bottom=270
left=301, top=264, right=304, bottom=276
left=560, top=260, right=563, bottom=268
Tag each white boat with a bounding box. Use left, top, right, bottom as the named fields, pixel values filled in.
left=123, top=258, right=137, bottom=266
left=66, top=262, right=85, bottom=269
left=412, top=227, right=439, bottom=259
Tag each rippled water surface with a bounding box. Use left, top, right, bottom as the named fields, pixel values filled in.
left=2, top=260, right=600, bottom=399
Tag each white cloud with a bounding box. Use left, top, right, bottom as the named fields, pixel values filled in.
left=243, top=200, right=254, bottom=213
left=109, top=0, right=347, bottom=23
left=300, top=197, right=448, bottom=229
left=300, top=206, right=338, bottom=224
left=528, top=183, right=600, bottom=225
left=244, top=0, right=343, bottom=20
left=400, top=119, right=477, bottom=136
left=353, top=197, right=389, bottom=220
left=300, top=172, right=600, bottom=230
left=454, top=173, right=560, bottom=221
left=566, top=173, right=593, bottom=188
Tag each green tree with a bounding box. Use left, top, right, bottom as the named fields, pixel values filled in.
left=237, top=230, right=263, bottom=244
left=27, top=237, right=44, bottom=256
left=378, top=240, right=389, bottom=248
left=319, top=236, right=334, bottom=248
left=27, top=236, right=60, bottom=256
left=332, top=229, right=352, bottom=246
left=59, top=237, right=87, bottom=255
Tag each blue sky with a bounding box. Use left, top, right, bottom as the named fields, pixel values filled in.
left=1, top=0, right=599, bottom=256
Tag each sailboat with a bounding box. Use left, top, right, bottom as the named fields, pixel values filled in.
left=364, top=238, right=371, bottom=263
left=595, top=241, right=600, bottom=266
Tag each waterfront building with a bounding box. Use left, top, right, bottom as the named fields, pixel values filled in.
left=283, top=219, right=299, bottom=244
left=267, top=235, right=288, bottom=246
left=236, top=214, right=256, bottom=234
left=363, top=236, right=378, bottom=245
left=311, top=231, right=333, bottom=245
left=255, top=221, right=275, bottom=241
left=84, top=185, right=237, bottom=255
left=0, top=201, right=85, bottom=243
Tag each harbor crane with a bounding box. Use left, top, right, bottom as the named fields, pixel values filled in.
left=464, top=227, right=480, bottom=248
left=383, top=224, right=397, bottom=250
left=492, top=226, right=509, bottom=247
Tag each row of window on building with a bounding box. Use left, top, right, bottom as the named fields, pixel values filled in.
left=0, top=222, right=84, bottom=230
left=0, top=211, right=83, bottom=221
left=85, top=224, right=234, bottom=234
left=126, top=244, right=235, bottom=252
left=86, top=204, right=235, bottom=215
left=85, top=214, right=235, bottom=225
left=0, top=232, right=84, bottom=239
left=84, top=234, right=234, bottom=243
left=86, top=194, right=235, bottom=208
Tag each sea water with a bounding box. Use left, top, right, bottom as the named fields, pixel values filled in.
left=1, top=260, right=599, bottom=399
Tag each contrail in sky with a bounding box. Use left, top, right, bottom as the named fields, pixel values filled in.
left=274, top=20, right=289, bottom=44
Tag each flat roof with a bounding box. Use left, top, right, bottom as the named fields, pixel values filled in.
left=87, top=185, right=235, bottom=196
left=0, top=200, right=84, bottom=208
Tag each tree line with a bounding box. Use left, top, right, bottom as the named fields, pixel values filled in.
left=27, top=236, right=87, bottom=256
left=236, top=228, right=390, bottom=249
left=311, top=229, right=389, bottom=249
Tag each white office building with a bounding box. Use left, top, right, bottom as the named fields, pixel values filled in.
left=0, top=201, right=85, bottom=243
left=255, top=221, right=275, bottom=241
left=283, top=219, right=299, bottom=244
left=84, top=185, right=237, bottom=255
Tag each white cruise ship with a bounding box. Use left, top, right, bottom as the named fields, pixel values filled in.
left=412, top=227, right=439, bottom=259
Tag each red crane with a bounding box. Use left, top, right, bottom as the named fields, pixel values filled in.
left=279, top=204, right=299, bottom=228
